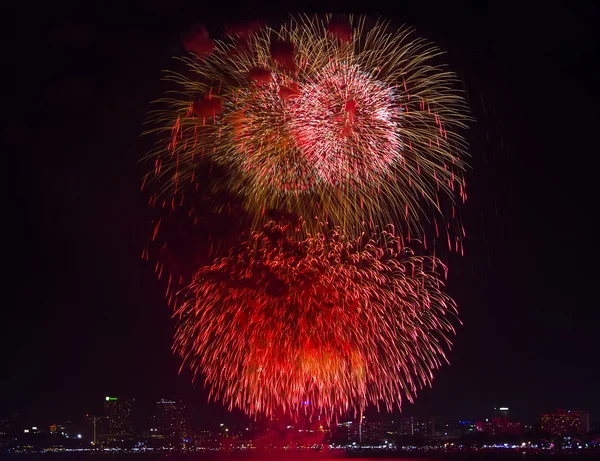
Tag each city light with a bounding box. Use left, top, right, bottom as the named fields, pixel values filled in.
left=3, top=6, right=596, bottom=461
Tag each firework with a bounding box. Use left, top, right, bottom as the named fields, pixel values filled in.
left=288, top=61, right=402, bottom=185
left=173, top=222, right=458, bottom=421
left=143, top=15, right=469, bottom=242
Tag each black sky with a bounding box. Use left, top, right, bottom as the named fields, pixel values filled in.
left=5, top=1, right=599, bottom=427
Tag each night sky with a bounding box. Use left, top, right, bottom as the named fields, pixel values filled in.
left=5, top=1, right=599, bottom=427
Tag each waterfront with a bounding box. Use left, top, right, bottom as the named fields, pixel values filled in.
left=2, top=452, right=600, bottom=461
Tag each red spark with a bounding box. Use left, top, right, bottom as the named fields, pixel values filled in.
left=174, top=222, right=458, bottom=422
left=289, top=63, right=402, bottom=185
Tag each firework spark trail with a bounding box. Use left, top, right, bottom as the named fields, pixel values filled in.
left=142, top=14, right=469, bottom=422
left=289, top=61, right=402, bottom=185
left=143, top=14, right=470, bottom=242
left=173, top=222, right=458, bottom=422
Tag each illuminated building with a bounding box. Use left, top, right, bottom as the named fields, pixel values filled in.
left=100, top=396, right=134, bottom=444
left=494, top=407, right=510, bottom=419
left=153, top=399, right=190, bottom=444
left=459, top=420, right=477, bottom=434
left=359, top=419, right=383, bottom=443
left=477, top=418, right=523, bottom=435
left=334, top=418, right=383, bottom=445
left=541, top=410, right=590, bottom=436
left=49, top=424, right=66, bottom=434
left=398, top=417, right=434, bottom=438
left=333, top=419, right=373, bottom=444
left=433, top=419, right=473, bottom=439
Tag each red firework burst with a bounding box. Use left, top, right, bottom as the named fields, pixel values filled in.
left=289, top=62, right=402, bottom=185
left=226, top=74, right=319, bottom=193
left=174, top=222, right=458, bottom=422
left=144, top=15, right=470, bottom=241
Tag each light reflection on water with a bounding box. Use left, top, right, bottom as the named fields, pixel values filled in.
left=3, top=453, right=599, bottom=461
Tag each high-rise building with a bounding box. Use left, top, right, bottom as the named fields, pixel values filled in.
left=100, top=396, right=134, bottom=444
left=360, top=419, right=383, bottom=443
left=397, top=417, right=434, bottom=438
left=433, top=419, right=473, bottom=439
left=341, top=417, right=384, bottom=444
left=494, top=407, right=510, bottom=419
left=477, top=418, right=523, bottom=436
left=154, top=399, right=190, bottom=444
left=541, top=410, right=590, bottom=436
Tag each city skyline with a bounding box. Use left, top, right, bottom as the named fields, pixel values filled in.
left=2, top=394, right=595, bottom=433
left=2, top=393, right=597, bottom=455
left=5, top=0, right=599, bottom=435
